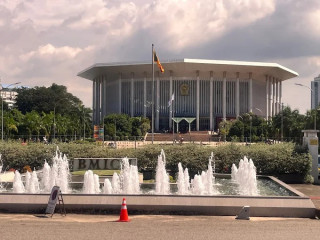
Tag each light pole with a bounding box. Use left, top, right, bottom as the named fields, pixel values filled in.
left=238, top=115, right=245, bottom=142
left=243, top=113, right=252, bottom=143
left=281, top=103, right=284, bottom=141
left=83, top=107, right=86, bottom=140
left=0, top=81, right=21, bottom=141
left=295, top=83, right=316, bottom=130
left=255, top=107, right=264, bottom=141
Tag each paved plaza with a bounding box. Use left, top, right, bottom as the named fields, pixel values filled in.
left=0, top=184, right=320, bottom=240
left=0, top=213, right=320, bottom=240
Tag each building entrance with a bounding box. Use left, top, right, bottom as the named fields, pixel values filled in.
left=172, top=117, right=196, bottom=133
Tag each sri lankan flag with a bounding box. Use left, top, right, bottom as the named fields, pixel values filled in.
left=153, top=51, right=164, bottom=73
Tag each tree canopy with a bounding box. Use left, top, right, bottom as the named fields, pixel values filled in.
left=0, top=84, right=92, bottom=141
left=15, top=83, right=83, bottom=115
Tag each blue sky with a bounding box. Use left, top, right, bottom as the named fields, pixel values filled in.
left=0, top=0, right=319, bottom=113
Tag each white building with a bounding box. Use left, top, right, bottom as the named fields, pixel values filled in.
left=311, top=74, right=320, bottom=109
left=78, top=59, right=298, bottom=131
left=0, top=90, right=18, bottom=108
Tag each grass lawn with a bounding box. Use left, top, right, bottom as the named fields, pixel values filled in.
left=71, top=170, right=121, bottom=176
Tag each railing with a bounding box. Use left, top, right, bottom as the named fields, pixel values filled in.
left=1, top=134, right=304, bottom=146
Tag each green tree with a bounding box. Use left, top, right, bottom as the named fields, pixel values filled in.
left=219, top=120, right=233, bottom=141
left=228, top=120, right=244, bottom=141
left=272, top=106, right=305, bottom=142
left=4, top=109, right=23, bottom=138
left=24, top=111, right=43, bottom=140
left=103, top=114, right=150, bottom=139
left=15, top=84, right=83, bottom=115
left=130, top=117, right=151, bottom=136
left=104, top=114, right=132, bottom=138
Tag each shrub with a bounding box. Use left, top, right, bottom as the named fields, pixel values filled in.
left=0, top=142, right=312, bottom=182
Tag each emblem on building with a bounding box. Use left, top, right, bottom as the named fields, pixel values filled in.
left=180, top=83, right=189, bottom=96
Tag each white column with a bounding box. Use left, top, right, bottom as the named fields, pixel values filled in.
left=156, top=72, right=160, bottom=131
left=196, top=71, right=200, bottom=131
left=279, top=80, right=282, bottom=107
left=272, top=77, right=275, bottom=117
left=95, top=78, right=98, bottom=124
left=275, top=79, right=279, bottom=114
left=265, top=75, right=269, bottom=120
left=223, top=71, right=226, bottom=121
left=268, top=76, right=272, bottom=119
left=210, top=71, right=213, bottom=131
left=236, top=72, right=240, bottom=117
left=169, top=71, right=173, bottom=129
left=96, top=77, right=101, bottom=123
left=101, top=75, right=106, bottom=120
left=92, top=79, right=96, bottom=125
left=130, top=72, right=134, bottom=117
left=249, top=72, right=253, bottom=113
left=143, top=72, right=147, bottom=118
left=118, top=73, right=122, bottom=114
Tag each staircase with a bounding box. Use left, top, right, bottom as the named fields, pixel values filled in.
left=145, top=131, right=213, bottom=142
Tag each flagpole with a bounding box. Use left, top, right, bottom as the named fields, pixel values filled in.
left=172, top=96, right=175, bottom=144
left=151, top=44, right=154, bottom=144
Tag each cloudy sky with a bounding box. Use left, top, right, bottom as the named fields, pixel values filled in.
left=0, top=0, right=319, bottom=113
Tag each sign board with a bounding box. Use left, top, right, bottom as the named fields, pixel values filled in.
left=45, top=186, right=60, bottom=215
left=72, top=158, right=138, bottom=171
left=93, top=125, right=99, bottom=140
left=99, top=127, right=104, bottom=141
left=94, top=125, right=104, bottom=141
left=310, top=139, right=318, bottom=146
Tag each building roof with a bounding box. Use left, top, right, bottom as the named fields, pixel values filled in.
left=77, top=58, right=298, bottom=81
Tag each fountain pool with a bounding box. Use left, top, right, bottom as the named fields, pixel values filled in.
left=0, top=149, right=316, bottom=218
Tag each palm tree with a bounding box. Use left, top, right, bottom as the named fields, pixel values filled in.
left=24, top=110, right=44, bottom=141
left=78, top=105, right=92, bottom=140
left=41, top=111, right=54, bottom=138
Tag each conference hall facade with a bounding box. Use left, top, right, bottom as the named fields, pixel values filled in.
left=78, top=59, right=298, bottom=132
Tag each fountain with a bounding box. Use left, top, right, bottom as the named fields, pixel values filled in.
left=6, top=149, right=287, bottom=197
left=177, top=152, right=218, bottom=195
left=13, top=171, right=25, bottom=193
left=177, top=162, right=190, bottom=195
left=155, top=149, right=170, bottom=194
left=0, top=148, right=315, bottom=218
left=83, top=170, right=100, bottom=194
left=120, top=157, right=140, bottom=194
left=231, top=156, right=258, bottom=196
left=9, top=147, right=71, bottom=194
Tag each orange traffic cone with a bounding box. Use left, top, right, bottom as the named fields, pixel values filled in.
left=118, top=198, right=130, bottom=222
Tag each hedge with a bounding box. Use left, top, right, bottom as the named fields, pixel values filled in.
left=0, top=142, right=312, bottom=182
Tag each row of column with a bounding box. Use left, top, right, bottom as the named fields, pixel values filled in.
left=92, top=71, right=255, bottom=130
left=92, top=76, right=107, bottom=125
left=265, top=75, right=282, bottom=120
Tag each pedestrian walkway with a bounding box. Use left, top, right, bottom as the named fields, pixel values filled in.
left=289, top=184, right=320, bottom=217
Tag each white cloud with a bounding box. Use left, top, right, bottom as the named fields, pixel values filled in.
left=138, top=0, right=275, bottom=49
left=0, top=0, right=319, bottom=111
left=276, top=56, right=320, bottom=114
left=20, top=44, right=84, bottom=61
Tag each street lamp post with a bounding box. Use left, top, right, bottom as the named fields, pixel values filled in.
left=295, top=83, right=316, bottom=130
left=243, top=113, right=252, bottom=143
left=255, top=107, right=264, bottom=141
left=238, top=115, right=245, bottom=142
left=0, top=81, right=21, bottom=141
left=83, top=108, right=85, bottom=140
left=281, top=103, right=284, bottom=141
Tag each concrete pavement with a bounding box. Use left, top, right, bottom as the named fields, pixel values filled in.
left=289, top=183, right=320, bottom=217
left=0, top=213, right=319, bottom=240
left=1, top=184, right=320, bottom=240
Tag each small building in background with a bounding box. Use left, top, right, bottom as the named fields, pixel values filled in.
left=0, top=90, right=18, bottom=108
left=311, top=74, right=320, bottom=109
